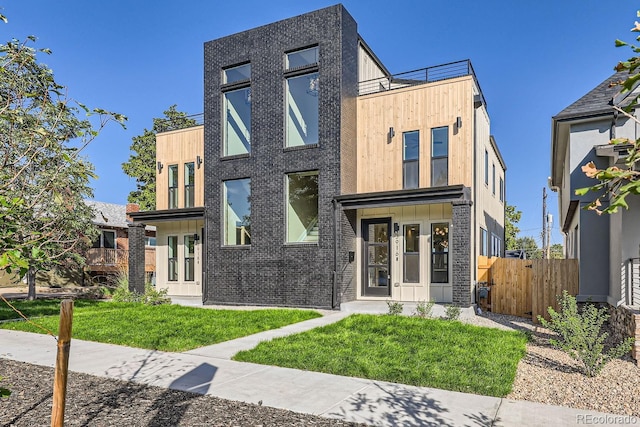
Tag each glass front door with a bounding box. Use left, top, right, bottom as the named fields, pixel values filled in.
left=362, top=218, right=391, bottom=296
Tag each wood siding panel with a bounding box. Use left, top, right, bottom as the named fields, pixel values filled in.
left=356, top=77, right=474, bottom=193
left=156, top=126, right=204, bottom=210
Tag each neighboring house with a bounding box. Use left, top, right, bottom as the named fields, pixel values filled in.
left=131, top=5, right=506, bottom=308
left=85, top=201, right=156, bottom=283
left=551, top=71, right=640, bottom=305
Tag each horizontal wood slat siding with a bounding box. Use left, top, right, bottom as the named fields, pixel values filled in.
left=156, top=126, right=204, bottom=210
left=356, top=77, right=473, bottom=193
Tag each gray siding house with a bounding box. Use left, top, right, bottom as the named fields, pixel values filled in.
left=551, top=72, right=640, bottom=306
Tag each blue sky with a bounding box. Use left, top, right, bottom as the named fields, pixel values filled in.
left=4, top=1, right=638, bottom=246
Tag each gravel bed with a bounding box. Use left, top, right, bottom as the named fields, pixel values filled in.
left=0, top=359, right=366, bottom=427
left=471, top=311, right=640, bottom=417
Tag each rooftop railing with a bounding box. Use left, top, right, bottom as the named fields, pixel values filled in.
left=358, top=59, right=486, bottom=107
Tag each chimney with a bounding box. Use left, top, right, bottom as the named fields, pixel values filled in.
left=126, top=203, right=140, bottom=223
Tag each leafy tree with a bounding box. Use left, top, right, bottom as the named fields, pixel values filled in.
left=505, top=204, right=521, bottom=250
left=513, top=236, right=542, bottom=260
left=550, top=243, right=564, bottom=259
left=0, top=34, right=125, bottom=299
left=122, top=106, right=196, bottom=211
left=578, top=14, right=640, bottom=213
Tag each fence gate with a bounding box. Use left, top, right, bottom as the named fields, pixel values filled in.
left=479, top=257, right=579, bottom=323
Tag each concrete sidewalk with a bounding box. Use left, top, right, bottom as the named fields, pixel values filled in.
left=0, top=316, right=627, bottom=426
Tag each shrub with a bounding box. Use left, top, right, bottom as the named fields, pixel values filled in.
left=444, top=305, right=461, bottom=321
left=538, top=291, right=634, bottom=377
left=112, top=282, right=170, bottom=306
left=413, top=299, right=435, bottom=318
left=386, top=300, right=404, bottom=315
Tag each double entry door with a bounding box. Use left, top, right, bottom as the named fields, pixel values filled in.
left=362, top=218, right=391, bottom=296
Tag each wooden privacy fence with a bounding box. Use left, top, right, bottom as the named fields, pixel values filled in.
left=477, top=256, right=579, bottom=323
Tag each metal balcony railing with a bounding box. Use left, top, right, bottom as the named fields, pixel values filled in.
left=358, top=59, right=487, bottom=108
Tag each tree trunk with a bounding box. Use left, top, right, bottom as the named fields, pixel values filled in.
left=27, top=266, right=37, bottom=301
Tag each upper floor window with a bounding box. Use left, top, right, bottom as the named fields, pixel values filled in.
left=168, top=165, right=178, bottom=209
left=403, top=131, right=419, bottom=189
left=484, top=149, right=489, bottom=186
left=431, top=127, right=448, bottom=187
left=223, top=63, right=251, bottom=84
left=286, top=46, right=319, bottom=69
left=92, top=230, right=116, bottom=249
left=286, top=73, right=319, bottom=147
left=223, top=87, right=251, bottom=156
left=286, top=171, right=319, bottom=243
left=499, top=177, right=504, bottom=203
left=184, top=162, right=195, bottom=208
left=223, top=178, right=251, bottom=246
left=492, top=164, right=496, bottom=195
left=145, top=236, right=156, bottom=247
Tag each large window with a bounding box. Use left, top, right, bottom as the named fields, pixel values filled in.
left=184, top=235, right=195, bottom=281
left=286, top=171, right=319, bottom=243
left=431, top=223, right=449, bottom=283
left=168, top=236, right=178, bottom=281
left=403, top=131, right=419, bottom=189
left=223, top=87, right=251, bottom=156
left=480, top=227, right=488, bottom=256
left=403, top=224, right=420, bottom=283
left=431, top=127, right=448, bottom=186
left=286, top=73, right=319, bottom=147
left=286, top=46, right=319, bottom=69
left=185, top=162, right=195, bottom=208
left=168, top=164, right=178, bottom=209
left=223, top=178, right=251, bottom=246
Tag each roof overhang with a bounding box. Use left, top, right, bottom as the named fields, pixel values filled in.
left=335, top=185, right=471, bottom=210
left=562, top=200, right=579, bottom=233
left=129, top=207, right=205, bottom=224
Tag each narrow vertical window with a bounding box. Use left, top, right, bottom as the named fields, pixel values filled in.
left=499, top=177, right=504, bottom=202
left=184, top=162, right=195, bottom=208
left=431, top=223, right=449, bottom=283
left=431, top=127, right=448, bottom=186
left=403, top=131, right=419, bottom=189
left=168, top=164, right=178, bottom=209
left=492, top=164, right=496, bottom=195
left=480, top=227, right=488, bottom=256
left=286, top=73, right=319, bottom=147
left=223, top=87, right=251, bottom=156
left=168, top=236, right=178, bottom=281
left=184, top=235, right=195, bottom=281
left=484, top=150, right=489, bottom=186
left=403, top=224, right=420, bottom=283
left=223, top=179, right=251, bottom=245
left=286, top=171, right=319, bottom=242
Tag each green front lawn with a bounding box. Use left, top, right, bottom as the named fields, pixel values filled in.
left=0, top=299, right=321, bottom=352
left=233, top=314, right=528, bottom=397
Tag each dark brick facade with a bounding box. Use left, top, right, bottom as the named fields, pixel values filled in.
left=203, top=5, right=359, bottom=309
left=451, top=200, right=473, bottom=307
left=127, top=222, right=147, bottom=294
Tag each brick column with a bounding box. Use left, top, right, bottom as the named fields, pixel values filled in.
left=451, top=200, right=473, bottom=307
left=128, top=222, right=146, bottom=294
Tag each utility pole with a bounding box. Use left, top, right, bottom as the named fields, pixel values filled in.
left=546, top=213, right=552, bottom=259
left=542, top=187, right=547, bottom=259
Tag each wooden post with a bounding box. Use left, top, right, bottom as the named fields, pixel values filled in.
left=51, top=299, right=73, bottom=427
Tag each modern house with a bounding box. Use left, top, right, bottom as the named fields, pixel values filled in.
left=130, top=4, right=506, bottom=309
left=551, top=71, right=640, bottom=306
left=85, top=201, right=156, bottom=284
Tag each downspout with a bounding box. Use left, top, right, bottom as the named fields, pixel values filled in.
left=472, top=107, right=478, bottom=294
left=332, top=199, right=339, bottom=309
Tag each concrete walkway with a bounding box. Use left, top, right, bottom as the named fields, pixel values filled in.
left=0, top=304, right=629, bottom=426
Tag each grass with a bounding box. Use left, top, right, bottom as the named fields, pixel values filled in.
left=233, top=314, right=528, bottom=397
left=0, top=299, right=321, bottom=352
